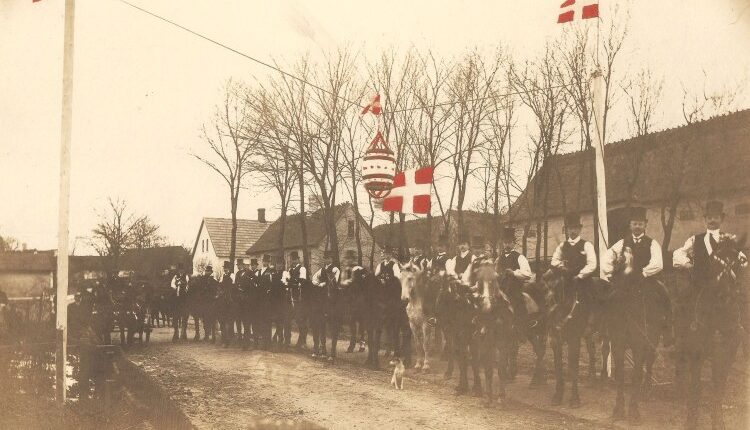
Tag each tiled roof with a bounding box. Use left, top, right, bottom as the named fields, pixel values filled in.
left=247, top=203, right=356, bottom=254
left=197, top=218, right=270, bottom=258
left=509, top=109, right=750, bottom=221
left=372, top=210, right=503, bottom=246
left=0, top=250, right=56, bottom=272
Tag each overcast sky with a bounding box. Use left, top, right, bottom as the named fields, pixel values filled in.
left=1, top=0, right=749, bottom=253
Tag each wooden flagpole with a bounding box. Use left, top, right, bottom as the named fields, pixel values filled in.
left=56, top=0, right=76, bottom=405
left=592, top=69, right=609, bottom=278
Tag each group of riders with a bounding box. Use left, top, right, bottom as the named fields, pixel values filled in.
left=65, top=199, right=746, bottom=429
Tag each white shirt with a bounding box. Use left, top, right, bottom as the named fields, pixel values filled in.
left=673, top=229, right=748, bottom=268
left=374, top=259, right=401, bottom=279
left=312, top=264, right=341, bottom=286
left=280, top=270, right=291, bottom=285
left=499, top=252, right=533, bottom=280
left=601, top=236, right=663, bottom=280
left=170, top=274, right=190, bottom=292
left=551, top=236, right=597, bottom=277
left=445, top=250, right=476, bottom=279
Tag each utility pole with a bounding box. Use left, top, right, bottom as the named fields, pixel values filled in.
left=56, top=0, right=76, bottom=405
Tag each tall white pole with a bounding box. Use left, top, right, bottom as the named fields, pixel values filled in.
left=591, top=69, right=609, bottom=279
left=56, top=0, right=76, bottom=405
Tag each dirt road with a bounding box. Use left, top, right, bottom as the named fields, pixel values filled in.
left=127, top=328, right=599, bottom=430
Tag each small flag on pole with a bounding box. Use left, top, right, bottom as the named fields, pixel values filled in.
left=557, top=0, right=599, bottom=24
left=382, top=167, right=433, bottom=215
left=360, top=94, right=382, bottom=116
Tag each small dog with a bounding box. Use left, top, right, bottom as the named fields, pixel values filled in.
left=390, top=357, right=405, bottom=390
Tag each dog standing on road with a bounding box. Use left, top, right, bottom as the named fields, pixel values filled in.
left=391, top=358, right=405, bottom=390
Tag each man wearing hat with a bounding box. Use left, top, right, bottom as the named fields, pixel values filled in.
left=341, top=250, right=366, bottom=287
left=550, top=212, right=598, bottom=282
left=170, top=263, right=190, bottom=297
left=375, top=246, right=402, bottom=281
left=217, top=261, right=237, bottom=346
left=496, top=226, right=533, bottom=325
left=602, top=207, right=673, bottom=346
left=427, top=234, right=451, bottom=275
left=254, top=254, right=275, bottom=349
left=287, top=251, right=310, bottom=350
left=234, top=259, right=255, bottom=349
left=199, top=265, right=219, bottom=342
left=311, top=250, right=340, bottom=358
left=446, top=232, right=476, bottom=284
left=409, top=243, right=428, bottom=271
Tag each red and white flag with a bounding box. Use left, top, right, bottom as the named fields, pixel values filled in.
left=557, top=0, right=599, bottom=24
left=360, top=93, right=382, bottom=116
left=382, top=167, right=433, bottom=215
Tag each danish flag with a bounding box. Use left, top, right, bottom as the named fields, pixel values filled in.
left=382, top=167, right=433, bottom=215
left=557, top=0, right=599, bottom=24
left=360, top=94, right=382, bottom=116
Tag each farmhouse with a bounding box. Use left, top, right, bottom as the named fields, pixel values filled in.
left=247, top=203, right=381, bottom=270
left=191, top=210, right=270, bottom=273
left=0, top=250, right=56, bottom=299
left=507, top=110, right=750, bottom=261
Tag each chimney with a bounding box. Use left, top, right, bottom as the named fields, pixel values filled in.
left=258, top=208, right=266, bottom=223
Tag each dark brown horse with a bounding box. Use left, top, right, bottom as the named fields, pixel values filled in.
left=676, top=233, right=746, bottom=430
left=606, top=246, right=666, bottom=424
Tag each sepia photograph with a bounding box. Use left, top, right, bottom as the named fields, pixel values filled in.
left=1, top=0, right=749, bottom=428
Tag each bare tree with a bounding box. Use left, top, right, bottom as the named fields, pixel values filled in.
left=194, top=80, right=256, bottom=272
left=445, top=49, right=506, bottom=235
left=90, top=198, right=162, bottom=276
left=0, top=234, right=20, bottom=252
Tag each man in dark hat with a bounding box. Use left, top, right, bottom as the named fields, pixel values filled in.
left=217, top=260, right=237, bottom=347
left=255, top=254, right=275, bottom=349
left=428, top=234, right=451, bottom=275
left=287, top=251, right=310, bottom=350
left=602, top=207, right=673, bottom=346
left=375, top=245, right=402, bottom=281
left=409, top=243, right=428, bottom=271
left=170, top=263, right=191, bottom=297
left=199, top=265, right=219, bottom=342
left=341, top=250, right=365, bottom=287
left=674, top=200, right=747, bottom=272
left=170, top=263, right=191, bottom=341
left=310, top=250, right=340, bottom=358
left=446, top=232, right=475, bottom=284
left=551, top=212, right=597, bottom=281
left=234, top=258, right=255, bottom=348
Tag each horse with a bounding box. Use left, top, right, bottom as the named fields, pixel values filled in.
left=309, top=270, right=350, bottom=363
left=605, top=245, right=666, bottom=424
left=676, top=233, right=746, bottom=430
left=270, top=274, right=294, bottom=349
left=379, top=270, right=412, bottom=367
left=471, top=262, right=516, bottom=406
left=398, top=263, right=439, bottom=372
left=542, top=266, right=597, bottom=407
left=358, top=270, right=389, bottom=369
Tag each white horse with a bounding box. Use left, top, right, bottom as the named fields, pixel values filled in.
left=399, top=263, right=436, bottom=372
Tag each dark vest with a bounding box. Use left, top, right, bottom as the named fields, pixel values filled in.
left=174, top=274, right=188, bottom=296
left=378, top=260, right=396, bottom=278
left=290, top=264, right=303, bottom=280
left=623, top=235, right=652, bottom=273
left=432, top=253, right=449, bottom=272
left=693, top=233, right=715, bottom=280
left=561, top=240, right=587, bottom=274
left=413, top=255, right=427, bottom=270
left=324, top=264, right=340, bottom=286
left=454, top=253, right=473, bottom=275
left=498, top=251, right=521, bottom=271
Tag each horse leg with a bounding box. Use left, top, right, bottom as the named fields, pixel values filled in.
left=551, top=335, right=564, bottom=405
left=531, top=331, right=547, bottom=386
left=410, top=320, right=423, bottom=370
left=628, top=348, right=644, bottom=424
left=180, top=312, right=188, bottom=340
left=686, top=351, right=703, bottom=430
left=601, top=336, right=611, bottom=382
left=568, top=336, right=582, bottom=407
left=586, top=332, right=597, bottom=381
left=445, top=331, right=455, bottom=380
left=423, top=322, right=434, bottom=373
left=612, top=342, right=626, bottom=421
left=484, top=343, right=496, bottom=407
left=508, top=336, right=518, bottom=380
left=402, top=316, right=413, bottom=368
left=710, top=338, right=738, bottom=430
left=193, top=313, right=201, bottom=341
left=455, top=340, right=469, bottom=395
left=641, top=348, right=656, bottom=398
left=329, top=317, right=340, bottom=363
left=347, top=316, right=357, bottom=353
left=471, top=339, right=483, bottom=397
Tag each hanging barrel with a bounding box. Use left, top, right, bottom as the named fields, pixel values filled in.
left=361, top=131, right=396, bottom=199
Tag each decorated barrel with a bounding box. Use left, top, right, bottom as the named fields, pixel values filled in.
left=361, top=131, right=396, bottom=199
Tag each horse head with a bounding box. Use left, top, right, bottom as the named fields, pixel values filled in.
left=612, top=246, right=635, bottom=277
left=711, top=232, right=748, bottom=283
left=475, top=261, right=499, bottom=313
left=398, top=262, right=423, bottom=303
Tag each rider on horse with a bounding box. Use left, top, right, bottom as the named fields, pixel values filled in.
left=340, top=249, right=366, bottom=288
left=287, top=251, right=309, bottom=350
left=601, top=206, right=673, bottom=346
left=496, top=227, right=533, bottom=328
left=427, top=234, right=450, bottom=276
left=549, top=212, right=597, bottom=297
left=446, top=232, right=476, bottom=285
left=409, top=243, right=429, bottom=272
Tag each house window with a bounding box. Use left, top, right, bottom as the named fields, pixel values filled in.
left=679, top=209, right=694, bottom=221
left=347, top=220, right=355, bottom=238
left=737, top=203, right=750, bottom=216
left=202, top=240, right=205, bottom=252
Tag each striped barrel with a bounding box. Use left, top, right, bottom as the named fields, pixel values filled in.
left=362, top=146, right=396, bottom=199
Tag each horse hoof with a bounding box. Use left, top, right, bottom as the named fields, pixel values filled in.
left=327, top=357, right=335, bottom=364
left=422, top=365, right=431, bottom=374
left=569, top=397, right=581, bottom=408
left=472, top=387, right=484, bottom=397
left=454, top=386, right=468, bottom=396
